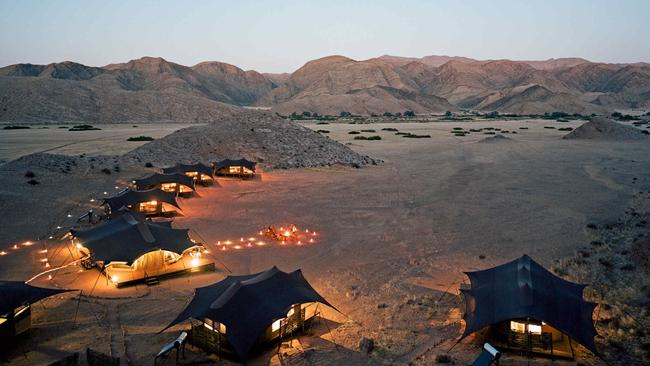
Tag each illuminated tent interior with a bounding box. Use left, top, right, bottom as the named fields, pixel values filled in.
left=163, top=266, right=335, bottom=361
left=102, top=188, right=181, bottom=216
left=162, top=163, right=214, bottom=185
left=0, top=281, right=71, bottom=337
left=213, top=158, right=256, bottom=178
left=133, top=172, right=195, bottom=196
left=460, top=254, right=598, bottom=358
left=71, top=212, right=213, bottom=287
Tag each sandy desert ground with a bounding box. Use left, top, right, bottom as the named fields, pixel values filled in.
left=0, top=124, right=196, bottom=163
left=0, top=119, right=649, bottom=365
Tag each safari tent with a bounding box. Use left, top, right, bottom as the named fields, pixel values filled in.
left=460, top=254, right=598, bottom=359
left=213, top=158, right=257, bottom=178
left=71, top=212, right=214, bottom=287
left=102, top=188, right=181, bottom=217
left=162, top=163, right=214, bottom=185
left=163, top=267, right=335, bottom=361
left=133, top=172, right=195, bottom=197
left=0, top=281, right=70, bottom=338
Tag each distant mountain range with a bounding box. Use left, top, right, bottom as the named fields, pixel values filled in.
left=1, top=55, right=648, bottom=122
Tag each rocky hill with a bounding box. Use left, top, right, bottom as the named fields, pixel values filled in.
left=1, top=54, right=649, bottom=121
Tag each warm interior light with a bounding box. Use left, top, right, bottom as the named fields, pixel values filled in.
left=190, top=257, right=200, bottom=267
left=23, top=241, right=33, bottom=246
left=510, top=321, right=526, bottom=333
left=528, top=324, right=542, bottom=335
left=272, top=319, right=281, bottom=332
left=76, top=243, right=83, bottom=249
left=45, top=262, right=51, bottom=268
left=110, top=275, right=119, bottom=283
left=0, top=251, right=6, bottom=256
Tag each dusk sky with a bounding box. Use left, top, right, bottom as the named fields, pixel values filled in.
left=1, top=0, right=648, bottom=73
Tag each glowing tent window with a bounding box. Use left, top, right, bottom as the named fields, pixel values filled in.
left=0, top=316, right=6, bottom=326
left=272, top=319, right=281, bottom=332
left=160, top=183, right=177, bottom=192
left=510, top=320, right=543, bottom=335
left=140, top=201, right=159, bottom=212
left=228, top=166, right=240, bottom=174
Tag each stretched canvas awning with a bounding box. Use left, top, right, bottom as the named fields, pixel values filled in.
left=0, top=281, right=71, bottom=316
left=133, top=172, right=195, bottom=191
left=460, top=254, right=598, bottom=354
left=164, top=267, right=334, bottom=360
left=102, top=188, right=180, bottom=213
left=71, top=212, right=195, bottom=264
left=213, top=158, right=256, bottom=171
left=162, top=163, right=214, bottom=178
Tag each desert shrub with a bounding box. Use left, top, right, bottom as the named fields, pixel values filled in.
left=113, top=166, right=120, bottom=172
left=381, top=127, right=398, bottom=131
left=558, top=127, right=574, bottom=131
left=69, top=124, right=101, bottom=131
left=132, top=125, right=138, bottom=128
left=452, top=127, right=463, bottom=131
left=354, top=135, right=382, bottom=141
left=101, top=168, right=111, bottom=175
left=316, top=121, right=329, bottom=125
left=469, top=129, right=482, bottom=132
left=444, top=111, right=453, bottom=117
left=316, top=130, right=330, bottom=134
left=383, top=112, right=393, bottom=117
left=361, top=129, right=376, bottom=133
left=586, top=223, right=597, bottom=229
left=3, top=125, right=30, bottom=130
left=598, top=258, right=613, bottom=268
left=454, top=133, right=466, bottom=137
left=145, top=162, right=154, bottom=168
left=544, top=126, right=556, bottom=129
left=127, top=136, right=155, bottom=141
left=348, top=131, right=360, bottom=134
left=590, top=240, right=603, bottom=246
left=519, top=127, right=529, bottom=129
left=58, top=126, right=68, bottom=128
left=511, top=131, right=518, bottom=134
left=27, top=179, right=40, bottom=185
left=404, top=110, right=416, bottom=117
left=24, top=171, right=35, bottom=178
left=403, top=133, right=431, bottom=138
left=484, top=131, right=496, bottom=135
left=478, top=254, right=486, bottom=259
left=339, top=111, right=352, bottom=117
left=620, top=263, right=635, bottom=271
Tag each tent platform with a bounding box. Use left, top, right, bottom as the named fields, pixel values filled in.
left=114, top=262, right=215, bottom=288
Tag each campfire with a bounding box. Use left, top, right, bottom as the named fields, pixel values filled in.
left=215, top=224, right=318, bottom=251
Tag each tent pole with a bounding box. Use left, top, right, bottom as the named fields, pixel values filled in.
left=73, top=290, right=83, bottom=324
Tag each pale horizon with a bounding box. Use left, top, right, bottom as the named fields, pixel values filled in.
left=1, top=0, right=649, bottom=73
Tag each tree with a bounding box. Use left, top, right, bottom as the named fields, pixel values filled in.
left=444, top=111, right=453, bottom=117
left=383, top=112, right=393, bottom=117
left=404, top=110, right=416, bottom=117
left=339, top=111, right=352, bottom=117
left=302, top=111, right=312, bottom=117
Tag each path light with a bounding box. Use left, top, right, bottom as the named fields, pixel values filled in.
left=297, top=241, right=302, bottom=245
left=114, top=186, right=119, bottom=189
left=309, top=238, right=314, bottom=243
left=48, top=236, right=53, bottom=239
left=89, top=198, right=95, bottom=202
left=248, top=237, right=256, bottom=241
left=47, top=275, right=52, bottom=280
left=39, top=249, right=48, bottom=254
left=23, top=241, right=33, bottom=246
left=256, top=241, right=265, bottom=246
left=0, top=251, right=7, bottom=256
left=103, top=191, right=108, bottom=195
left=234, top=245, right=242, bottom=250
left=12, top=244, right=18, bottom=250
left=221, top=246, right=227, bottom=251
left=45, top=262, right=51, bottom=268
left=247, top=242, right=252, bottom=247
left=39, top=258, right=48, bottom=262
left=111, top=275, right=119, bottom=283
left=240, top=237, right=244, bottom=242
left=67, top=214, right=73, bottom=218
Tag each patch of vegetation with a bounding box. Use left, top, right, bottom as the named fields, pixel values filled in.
left=452, top=127, right=463, bottom=131
left=24, top=171, right=35, bottom=178
left=403, top=110, right=416, bottom=117
left=348, top=131, right=361, bottom=134
left=3, top=125, right=30, bottom=130
left=558, top=127, right=574, bottom=131
left=544, top=126, right=556, bottom=129
left=316, top=121, right=329, bottom=125
left=354, top=135, right=382, bottom=141
left=27, top=179, right=40, bottom=185
left=69, top=124, right=101, bottom=131
left=402, top=133, right=431, bottom=138
left=316, top=130, right=330, bottom=134
left=484, top=131, right=496, bottom=135
left=101, top=168, right=112, bottom=175
left=360, top=129, right=376, bottom=133
left=127, top=136, right=155, bottom=141
left=145, top=162, right=154, bottom=168
left=381, top=127, right=398, bottom=132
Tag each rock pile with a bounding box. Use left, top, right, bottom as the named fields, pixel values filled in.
left=563, top=117, right=649, bottom=141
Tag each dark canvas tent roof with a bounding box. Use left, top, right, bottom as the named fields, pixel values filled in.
left=461, top=254, right=598, bottom=353
left=133, top=172, right=195, bottom=191
left=164, top=267, right=334, bottom=360
left=213, top=158, right=256, bottom=171
left=0, top=281, right=71, bottom=315
left=162, top=163, right=214, bottom=178
left=71, top=212, right=195, bottom=264
left=102, top=188, right=180, bottom=213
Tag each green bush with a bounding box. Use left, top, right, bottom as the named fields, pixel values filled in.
left=316, top=130, right=330, bottom=133
left=354, top=135, right=382, bottom=141
left=348, top=131, right=360, bottom=134
left=452, top=127, right=463, bottom=131
left=69, top=124, right=101, bottom=131
left=381, top=127, right=398, bottom=131
left=127, top=136, right=155, bottom=141
left=360, top=129, right=376, bottom=133
left=3, top=125, right=30, bottom=130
